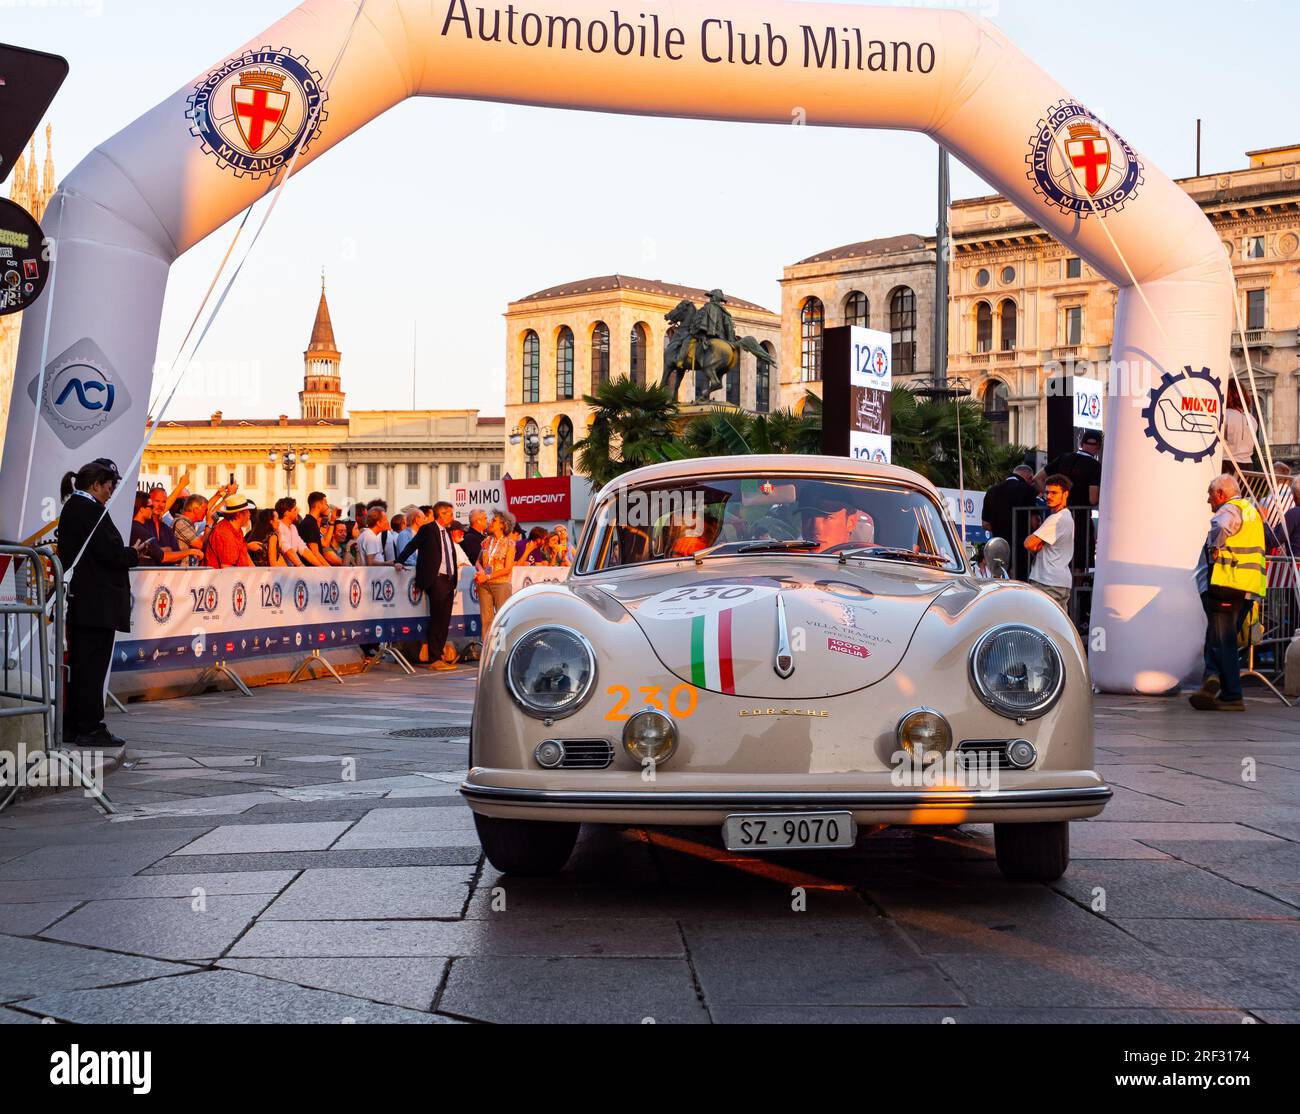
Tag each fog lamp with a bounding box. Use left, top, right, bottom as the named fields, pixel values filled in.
left=896, top=708, right=953, bottom=761
left=622, top=709, right=678, bottom=766
left=534, top=740, right=565, bottom=769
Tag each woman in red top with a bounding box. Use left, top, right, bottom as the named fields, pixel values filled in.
left=204, top=497, right=255, bottom=568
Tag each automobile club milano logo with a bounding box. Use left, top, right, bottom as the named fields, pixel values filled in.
left=292, top=579, right=310, bottom=613
left=186, top=48, right=327, bottom=180
left=1027, top=100, right=1144, bottom=219
left=150, top=585, right=174, bottom=625
left=348, top=579, right=362, bottom=608
left=231, top=581, right=248, bottom=618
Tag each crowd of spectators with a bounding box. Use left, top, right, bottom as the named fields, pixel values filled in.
left=122, top=475, right=576, bottom=574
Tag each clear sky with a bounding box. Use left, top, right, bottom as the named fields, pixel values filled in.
left=4, top=0, right=1295, bottom=421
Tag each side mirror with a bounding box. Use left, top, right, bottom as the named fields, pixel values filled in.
left=985, top=537, right=1011, bottom=579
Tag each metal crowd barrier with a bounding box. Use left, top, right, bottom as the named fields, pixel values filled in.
left=1251, top=556, right=1300, bottom=687
left=0, top=544, right=114, bottom=814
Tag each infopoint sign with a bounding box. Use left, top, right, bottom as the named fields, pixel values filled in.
left=0, top=0, right=1234, bottom=696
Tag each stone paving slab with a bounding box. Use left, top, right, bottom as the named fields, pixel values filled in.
left=0, top=900, right=79, bottom=935
left=932, top=954, right=1300, bottom=1010
left=218, top=958, right=448, bottom=1011
left=0, top=833, right=200, bottom=881
left=706, top=1006, right=1262, bottom=1023
left=142, top=847, right=482, bottom=873
left=438, top=957, right=708, bottom=1024
left=261, top=866, right=474, bottom=921
left=1052, top=860, right=1299, bottom=919
left=690, top=918, right=961, bottom=1008
left=0, top=870, right=298, bottom=904
left=0, top=934, right=193, bottom=1002
left=172, top=821, right=353, bottom=855
left=21, top=970, right=449, bottom=1024
left=40, top=894, right=277, bottom=962
left=228, top=916, right=687, bottom=959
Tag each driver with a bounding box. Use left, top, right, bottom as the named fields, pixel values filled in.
left=798, top=482, right=857, bottom=552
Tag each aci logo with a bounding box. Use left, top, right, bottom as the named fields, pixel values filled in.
left=1027, top=100, right=1143, bottom=219
left=186, top=48, right=327, bottom=180
left=27, top=338, right=133, bottom=450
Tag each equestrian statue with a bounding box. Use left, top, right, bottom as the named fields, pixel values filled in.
left=660, top=290, right=777, bottom=399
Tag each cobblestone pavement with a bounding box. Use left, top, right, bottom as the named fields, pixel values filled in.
left=1, top=668, right=1297, bottom=1024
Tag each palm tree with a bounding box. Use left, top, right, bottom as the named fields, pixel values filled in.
left=679, top=393, right=823, bottom=457
left=574, top=378, right=679, bottom=488
left=890, top=385, right=1027, bottom=489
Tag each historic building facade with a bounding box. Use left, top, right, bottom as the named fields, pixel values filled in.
left=503, top=274, right=780, bottom=478
left=0, top=125, right=57, bottom=456
left=777, top=234, right=937, bottom=412
left=142, top=282, right=503, bottom=510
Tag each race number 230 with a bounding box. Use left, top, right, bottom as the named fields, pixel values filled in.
left=605, top=684, right=698, bottom=721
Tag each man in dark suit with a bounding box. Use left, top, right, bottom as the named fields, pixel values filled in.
left=460, top=509, right=487, bottom=567
left=397, top=500, right=461, bottom=671
left=982, top=464, right=1039, bottom=580
left=56, top=459, right=143, bottom=746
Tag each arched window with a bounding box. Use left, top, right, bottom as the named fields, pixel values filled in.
left=800, top=297, right=824, bottom=382
left=999, top=299, right=1017, bottom=352
left=889, top=287, right=916, bottom=374
left=843, top=290, right=868, bottom=328
left=756, top=342, right=774, bottom=413
left=726, top=359, right=741, bottom=407
left=591, top=321, right=610, bottom=390
left=975, top=302, right=993, bottom=353
left=984, top=380, right=1010, bottom=447
left=522, top=331, right=540, bottom=404
left=556, top=326, right=574, bottom=400
left=630, top=323, right=648, bottom=387
left=555, top=415, right=574, bottom=477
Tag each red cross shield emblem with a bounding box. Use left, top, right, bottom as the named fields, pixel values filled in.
left=1065, top=127, right=1112, bottom=198
left=232, top=81, right=290, bottom=154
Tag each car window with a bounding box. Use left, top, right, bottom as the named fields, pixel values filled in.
left=576, top=476, right=962, bottom=573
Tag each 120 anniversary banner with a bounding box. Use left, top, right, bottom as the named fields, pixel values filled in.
left=113, top=566, right=547, bottom=673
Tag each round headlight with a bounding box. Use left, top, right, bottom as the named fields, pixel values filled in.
left=505, top=626, right=596, bottom=719
left=969, top=625, right=1065, bottom=719
left=896, top=708, right=952, bottom=761
left=622, top=709, right=678, bottom=766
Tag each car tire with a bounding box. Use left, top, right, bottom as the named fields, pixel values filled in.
left=473, top=813, right=579, bottom=876
left=994, top=820, right=1070, bottom=882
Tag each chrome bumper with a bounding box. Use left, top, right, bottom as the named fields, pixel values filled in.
left=459, top=783, right=1113, bottom=812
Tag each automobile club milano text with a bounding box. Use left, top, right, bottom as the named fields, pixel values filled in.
left=441, top=2, right=938, bottom=73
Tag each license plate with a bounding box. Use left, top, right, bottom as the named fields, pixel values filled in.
left=723, top=812, right=856, bottom=852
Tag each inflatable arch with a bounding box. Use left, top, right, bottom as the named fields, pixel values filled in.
left=0, top=0, right=1234, bottom=693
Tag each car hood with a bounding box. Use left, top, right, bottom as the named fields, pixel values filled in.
left=597, top=559, right=953, bottom=699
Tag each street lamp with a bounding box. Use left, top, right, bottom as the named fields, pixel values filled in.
left=268, top=446, right=309, bottom=497
left=522, top=420, right=540, bottom=478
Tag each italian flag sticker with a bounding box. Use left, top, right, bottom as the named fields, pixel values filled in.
left=690, top=608, right=736, bottom=694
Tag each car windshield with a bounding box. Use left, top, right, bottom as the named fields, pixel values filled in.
left=576, top=475, right=964, bottom=573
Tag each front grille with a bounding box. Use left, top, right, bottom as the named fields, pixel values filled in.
left=956, top=740, right=1014, bottom=770
left=557, top=740, right=614, bottom=769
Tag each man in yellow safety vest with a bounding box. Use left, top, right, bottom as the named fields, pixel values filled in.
left=1190, top=474, right=1267, bottom=711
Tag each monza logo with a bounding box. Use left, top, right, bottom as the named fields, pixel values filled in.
left=1027, top=100, right=1143, bottom=219
left=231, top=581, right=247, bottom=617
left=1142, top=367, right=1223, bottom=464
left=186, top=47, right=327, bottom=180
left=150, top=585, right=174, bottom=625
left=293, top=579, right=309, bottom=612
left=27, top=338, right=133, bottom=450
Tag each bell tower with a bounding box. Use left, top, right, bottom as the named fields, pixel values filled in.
left=300, top=271, right=346, bottom=419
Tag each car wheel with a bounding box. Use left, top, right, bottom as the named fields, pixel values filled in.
left=473, top=813, right=580, bottom=876
left=994, top=820, right=1070, bottom=882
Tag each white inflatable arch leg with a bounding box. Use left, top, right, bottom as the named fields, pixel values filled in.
left=0, top=0, right=1233, bottom=693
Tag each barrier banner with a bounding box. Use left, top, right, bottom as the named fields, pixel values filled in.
left=114, top=565, right=483, bottom=673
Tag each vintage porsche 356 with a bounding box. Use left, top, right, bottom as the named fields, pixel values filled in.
left=461, top=455, right=1110, bottom=882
